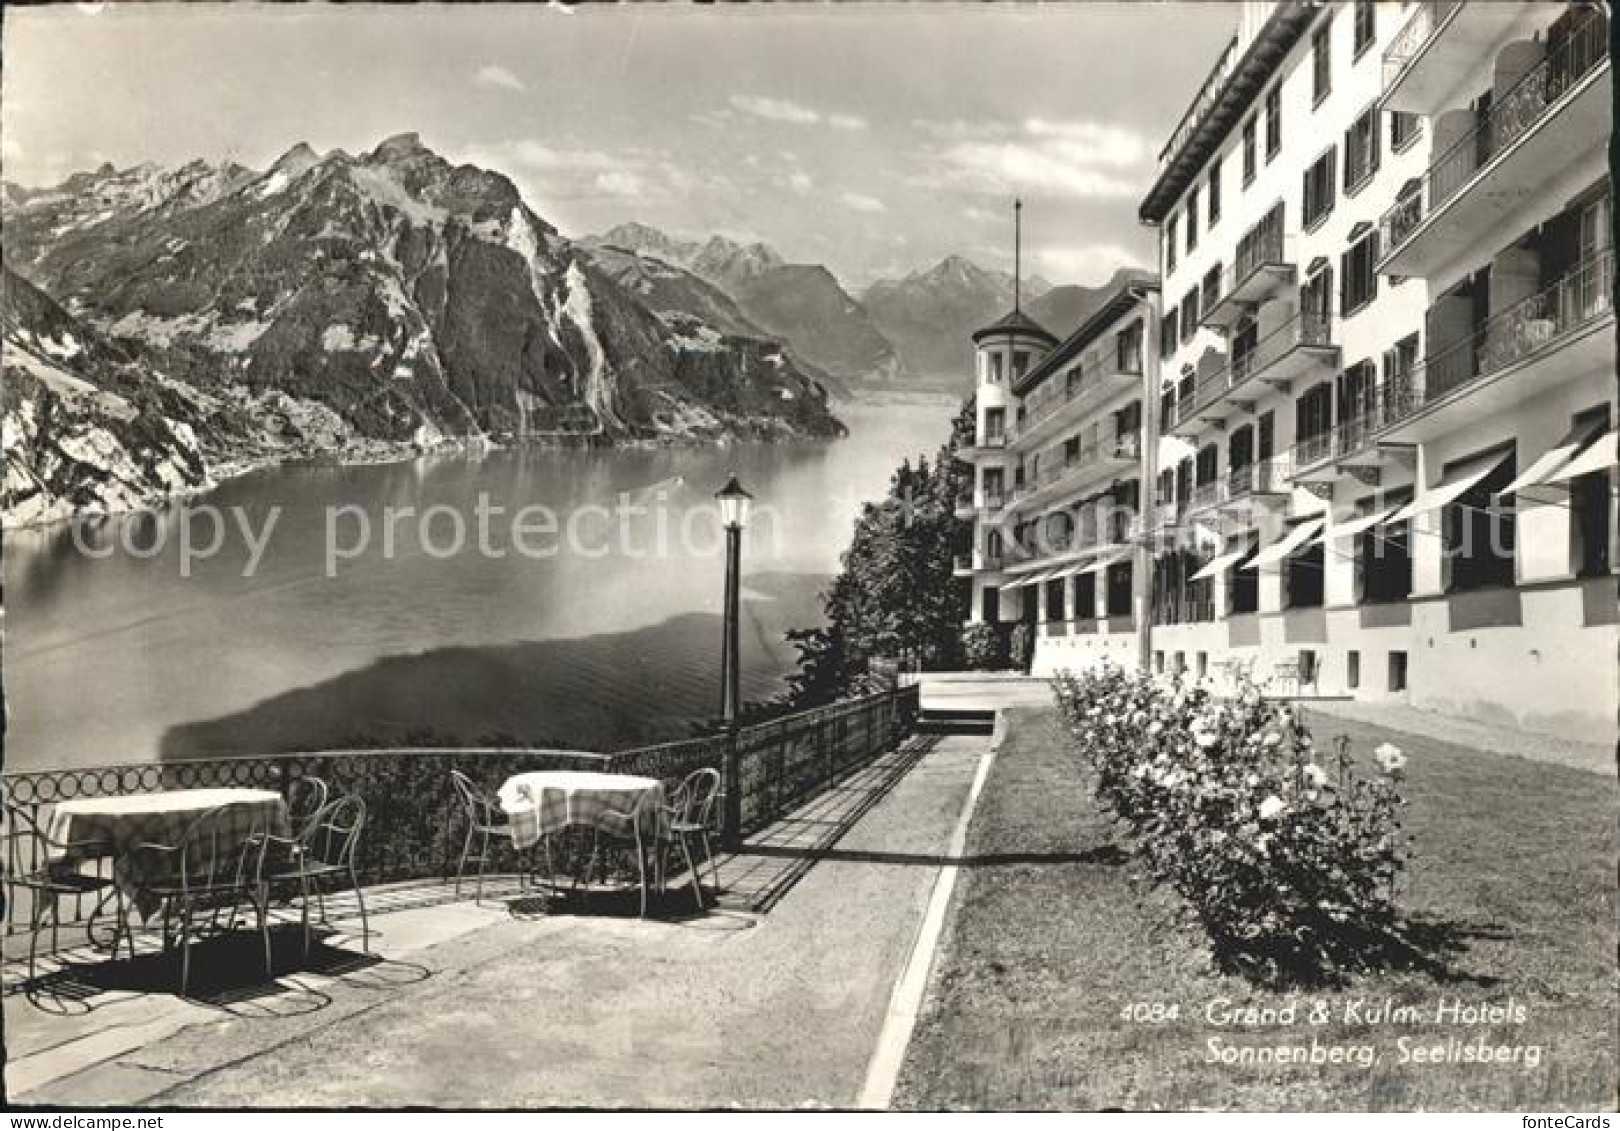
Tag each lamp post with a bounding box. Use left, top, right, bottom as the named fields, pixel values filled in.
left=715, top=475, right=753, bottom=844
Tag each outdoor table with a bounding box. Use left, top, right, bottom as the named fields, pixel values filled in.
left=496, top=771, right=668, bottom=849
left=46, top=788, right=290, bottom=918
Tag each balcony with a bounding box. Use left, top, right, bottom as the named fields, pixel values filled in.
left=960, top=431, right=1008, bottom=461
left=1201, top=207, right=1294, bottom=329
left=1380, top=0, right=1547, bottom=118
left=1010, top=354, right=1142, bottom=446
left=1170, top=312, right=1338, bottom=435
left=1008, top=432, right=1142, bottom=515
left=1219, top=456, right=1294, bottom=518
left=1378, top=248, right=1614, bottom=443
left=1379, top=15, right=1611, bottom=278
left=1288, top=390, right=1411, bottom=483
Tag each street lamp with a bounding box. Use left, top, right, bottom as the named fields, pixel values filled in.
left=715, top=474, right=753, bottom=844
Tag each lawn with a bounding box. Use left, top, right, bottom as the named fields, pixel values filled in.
left=892, top=704, right=1617, bottom=1110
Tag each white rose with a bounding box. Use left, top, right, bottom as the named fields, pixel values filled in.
left=1258, top=795, right=1287, bottom=821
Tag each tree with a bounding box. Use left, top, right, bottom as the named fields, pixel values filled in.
left=782, top=397, right=976, bottom=706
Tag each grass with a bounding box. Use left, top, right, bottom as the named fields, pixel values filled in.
left=892, top=705, right=1617, bottom=1111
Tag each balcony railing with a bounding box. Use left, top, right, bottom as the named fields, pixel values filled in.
left=1177, top=310, right=1333, bottom=427
left=1202, top=207, right=1292, bottom=326
left=1378, top=12, right=1609, bottom=261
left=0, top=686, right=921, bottom=940
left=1157, top=34, right=1240, bottom=171
left=1288, top=387, right=1408, bottom=472
left=1019, top=431, right=1141, bottom=507
left=1012, top=351, right=1143, bottom=440
left=1383, top=248, right=1614, bottom=429
left=982, top=490, right=1006, bottom=511
left=1381, top=0, right=1464, bottom=92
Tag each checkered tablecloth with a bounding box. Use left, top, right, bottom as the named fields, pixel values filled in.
left=47, top=788, right=290, bottom=917
left=497, top=771, right=668, bottom=849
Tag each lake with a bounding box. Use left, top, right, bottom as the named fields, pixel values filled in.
left=2, top=398, right=959, bottom=771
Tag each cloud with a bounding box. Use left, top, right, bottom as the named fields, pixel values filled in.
left=474, top=64, right=526, bottom=93
left=840, top=192, right=887, bottom=214
left=784, top=170, right=815, bottom=194
left=962, top=205, right=1000, bottom=224
left=729, top=95, right=867, bottom=131
left=731, top=95, right=821, bottom=125
left=911, top=117, right=1153, bottom=200
left=1032, top=243, right=1147, bottom=285
left=594, top=170, right=646, bottom=198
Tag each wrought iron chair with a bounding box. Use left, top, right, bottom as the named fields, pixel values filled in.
left=657, top=768, right=723, bottom=911
left=261, top=794, right=369, bottom=958
left=3, top=802, right=117, bottom=987
left=450, top=770, right=537, bottom=905
left=286, top=775, right=330, bottom=835
left=129, top=803, right=274, bottom=997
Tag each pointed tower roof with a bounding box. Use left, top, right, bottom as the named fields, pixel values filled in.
left=972, top=308, right=1058, bottom=346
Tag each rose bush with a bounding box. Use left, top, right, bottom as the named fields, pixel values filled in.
left=1054, top=663, right=1408, bottom=984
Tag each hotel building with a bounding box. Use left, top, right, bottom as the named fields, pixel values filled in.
left=958, top=0, right=1615, bottom=742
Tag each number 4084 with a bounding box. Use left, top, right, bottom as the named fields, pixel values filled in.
left=1120, top=1002, right=1181, bottom=1023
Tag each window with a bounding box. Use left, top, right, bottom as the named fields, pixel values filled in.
left=1197, top=652, right=1208, bottom=679
left=1344, top=106, right=1381, bottom=193
left=1295, top=381, right=1332, bottom=450
left=1312, top=23, right=1332, bottom=105
left=1160, top=308, right=1179, bottom=356
left=1337, top=359, right=1376, bottom=440
left=1443, top=450, right=1517, bottom=593
left=1208, top=157, right=1222, bottom=225
left=1390, top=110, right=1421, bottom=152
left=1388, top=650, right=1408, bottom=693
left=1358, top=488, right=1412, bottom=603
left=1117, top=320, right=1143, bottom=373
left=1383, top=332, right=1419, bottom=400
left=1228, top=537, right=1259, bottom=615
left=1179, top=289, right=1199, bottom=343
left=1013, top=350, right=1031, bottom=379
left=1353, top=0, right=1375, bottom=58
left=1302, top=264, right=1334, bottom=323
left=982, top=586, right=1000, bottom=623
left=1072, top=571, right=1096, bottom=621
left=1242, top=117, right=1257, bottom=185
left=1284, top=521, right=1325, bottom=610
left=1166, top=214, right=1179, bottom=272
left=1347, top=650, right=1361, bottom=689
left=988, top=352, right=1003, bottom=382
left=984, top=406, right=1005, bottom=441
left=1303, top=147, right=1336, bottom=228
left=1044, top=578, right=1066, bottom=622
left=1201, top=263, right=1222, bottom=313
left=1195, top=443, right=1219, bottom=486
left=1570, top=406, right=1612, bottom=578
left=1341, top=227, right=1380, bottom=315
left=1264, top=85, right=1281, bottom=160
left=1186, top=187, right=1200, bottom=251
left=1106, top=560, right=1133, bottom=618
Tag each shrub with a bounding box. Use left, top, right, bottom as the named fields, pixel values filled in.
left=1053, top=664, right=1408, bottom=985
left=960, top=623, right=1004, bottom=670
left=1008, top=623, right=1035, bottom=673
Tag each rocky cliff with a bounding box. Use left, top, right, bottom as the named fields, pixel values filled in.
left=2, top=135, right=844, bottom=472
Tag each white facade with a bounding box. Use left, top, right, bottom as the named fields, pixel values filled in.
left=964, top=1, right=1616, bottom=742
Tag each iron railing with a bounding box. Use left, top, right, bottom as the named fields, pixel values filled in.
left=1379, top=12, right=1609, bottom=259
left=1384, top=248, right=1614, bottom=428
left=2, top=686, right=919, bottom=939
left=1177, top=310, right=1334, bottom=426
left=1012, top=347, right=1142, bottom=441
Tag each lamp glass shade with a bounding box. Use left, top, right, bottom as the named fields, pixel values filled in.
left=716, top=476, right=754, bottom=529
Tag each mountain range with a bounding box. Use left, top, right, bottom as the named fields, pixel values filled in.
left=2, top=135, right=846, bottom=521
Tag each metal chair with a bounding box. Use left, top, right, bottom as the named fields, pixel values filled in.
left=286, top=775, right=330, bottom=835
left=595, top=790, right=654, bottom=919
left=450, top=770, right=536, bottom=904
left=129, top=803, right=274, bottom=997
left=3, top=802, right=117, bottom=987
left=658, top=768, right=722, bottom=911
left=262, top=794, right=369, bottom=958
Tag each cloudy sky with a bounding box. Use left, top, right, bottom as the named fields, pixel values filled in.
left=4, top=3, right=1234, bottom=288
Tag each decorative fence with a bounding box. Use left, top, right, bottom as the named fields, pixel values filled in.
left=1, top=684, right=920, bottom=939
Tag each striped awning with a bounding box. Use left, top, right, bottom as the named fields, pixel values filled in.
left=1543, top=427, right=1617, bottom=483
left=1386, top=448, right=1513, bottom=525
left=1077, top=550, right=1131, bottom=575
left=1499, top=418, right=1607, bottom=496
left=1245, top=517, right=1327, bottom=569
left=1191, top=541, right=1255, bottom=580
left=1331, top=507, right=1399, bottom=539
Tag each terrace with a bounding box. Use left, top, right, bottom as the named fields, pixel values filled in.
left=3, top=687, right=971, bottom=1107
